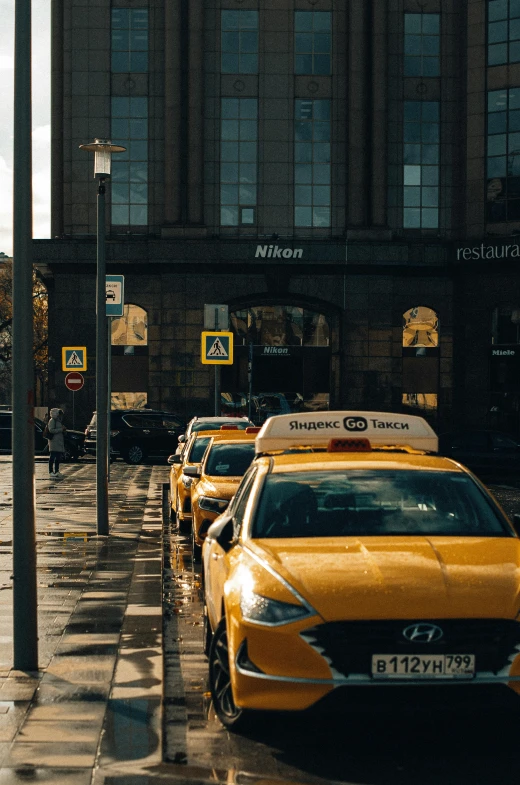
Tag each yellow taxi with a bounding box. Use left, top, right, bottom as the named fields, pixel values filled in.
left=169, top=431, right=215, bottom=531
left=169, top=426, right=257, bottom=532
left=190, top=428, right=260, bottom=559
left=202, top=411, right=520, bottom=729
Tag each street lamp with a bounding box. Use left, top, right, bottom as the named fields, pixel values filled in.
left=79, top=139, right=125, bottom=535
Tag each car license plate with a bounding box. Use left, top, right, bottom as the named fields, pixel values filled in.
left=372, top=654, right=475, bottom=679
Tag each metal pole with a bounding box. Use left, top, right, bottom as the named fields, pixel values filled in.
left=72, top=390, right=75, bottom=430
left=214, top=366, right=221, bottom=416
left=247, top=341, right=253, bottom=423
left=107, top=316, right=112, bottom=482
left=96, top=179, right=109, bottom=534
left=12, top=0, right=38, bottom=670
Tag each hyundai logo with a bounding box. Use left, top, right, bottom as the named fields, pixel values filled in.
left=343, top=416, right=368, bottom=432
left=403, top=623, right=444, bottom=643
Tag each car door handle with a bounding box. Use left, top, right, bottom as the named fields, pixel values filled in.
left=142, top=430, right=150, bottom=434
left=212, top=553, right=220, bottom=560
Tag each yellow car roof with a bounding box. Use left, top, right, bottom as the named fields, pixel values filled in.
left=266, top=451, right=465, bottom=473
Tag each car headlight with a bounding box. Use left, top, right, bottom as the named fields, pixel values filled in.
left=240, top=587, right=312, bottom=626
left=198, top=496, right=229, bottom=513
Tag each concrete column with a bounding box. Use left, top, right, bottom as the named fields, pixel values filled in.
left=164, top=2, right=182, bottom=224
left=347, top=1, right=370, bottom=226
left=187, top=0, right=204, bottom=225
left=51, top=0, right=64, bottom=237
left=371, top=0, right=388, bottom=227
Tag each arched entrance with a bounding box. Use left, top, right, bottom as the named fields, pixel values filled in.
left=221, top=303, right=335, bottom=422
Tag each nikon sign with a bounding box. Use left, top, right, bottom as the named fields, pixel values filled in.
left=456, top=243, right=520, bottom=261
left=255, top=245, right=303, bottom=259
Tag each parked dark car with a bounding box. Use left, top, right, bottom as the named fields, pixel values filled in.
left=438, top=429, right=520, bottom=475
left=85, top=409, right=186, bottom=465
left=0, top=410, right=86, bottom=461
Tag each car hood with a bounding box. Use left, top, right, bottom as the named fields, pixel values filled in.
left=65, top=429, right=85, bottom=439
left=198, top=477, right=242, bottom=500
left=247, top=537, right=520, bottom=621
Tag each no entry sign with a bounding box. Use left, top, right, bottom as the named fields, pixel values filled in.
left=65, top=372, right=85, bottom=391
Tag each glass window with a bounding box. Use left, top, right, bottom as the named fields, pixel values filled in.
left=204, top=443, right=256, bottom=477
left=403, top=102, right=440, bottom=229
left=487, top=87, right=520, bottom=221
left=221, top=10, right=258, bottom=73
left=188, top=437, right=211, bottom=463
left=294, top=100, right=331, bottom=227
left=403, top=306, right=439, bottom=348
left=487, top=0, right=520, bottom=65
left=251, top=471, right=509, bottom=538
left=295, top=12, right=331, bottom=75
left=111, top=8, right=148, bottom=73
left=492, top=305, right=520, bottom=343
left=404, top=14, right=440, bottom=77
left=111, top=304, right=148, bottom=347
left=220, top=98, right=258, bottom=226
left=111, top=98, right=148, bottom=227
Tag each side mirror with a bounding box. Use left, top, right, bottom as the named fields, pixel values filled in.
left=512, top=514, right=520, bottom=537
left=183, top=464, right=201, bottom=478
left=167, top=454, right=182, bottom=465
left=207, top=515, right=235, bottom=553
left=178, top=434, right=185, bottom=444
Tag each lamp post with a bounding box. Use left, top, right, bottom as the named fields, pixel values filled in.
left=79, top=139, right=125, bottom=535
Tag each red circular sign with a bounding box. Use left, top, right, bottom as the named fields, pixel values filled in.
left=65, top=372, right=84, bottom=391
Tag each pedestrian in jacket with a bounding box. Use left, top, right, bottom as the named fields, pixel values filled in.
left=47, top=407, right=66, bottom=479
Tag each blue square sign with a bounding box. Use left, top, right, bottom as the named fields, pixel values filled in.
left=106, top=275, right=124, bottom=316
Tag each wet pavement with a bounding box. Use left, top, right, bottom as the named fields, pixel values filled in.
left=0, top=457, right=165, bottom=784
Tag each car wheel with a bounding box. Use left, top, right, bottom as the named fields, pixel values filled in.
left=203, top=604, right=212, bottom=657
left=191, top=526, right=202, bottom=563
left=125, top=444, right=145, bottom=465
left=209, top=618, right=253, bottom=731
left=177, top=504, right=191, bottom=534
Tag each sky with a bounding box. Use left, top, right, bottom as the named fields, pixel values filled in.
left=0, top=0, right=50, bottom=257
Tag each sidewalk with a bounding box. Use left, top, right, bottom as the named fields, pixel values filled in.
left=0, top=458, right=168, bottom=784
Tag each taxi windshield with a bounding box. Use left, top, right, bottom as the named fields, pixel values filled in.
left=205, top=443, right=256, bottom=477
left=188, top=437, right=211, bottom=463
left=252, top=470, right=511, bottom=538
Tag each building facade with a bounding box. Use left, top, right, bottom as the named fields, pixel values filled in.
left=32, top=0, right=520, bottom=433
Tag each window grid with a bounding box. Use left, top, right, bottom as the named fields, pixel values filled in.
left=488, top=0, right=520, bottom=66
left=294, top=100, right=331, bottom=228
left=111, top=8, right=148, bottom=73
left=404, top=13, right=440, bottom=77
left=111, top=97, right=148, bottom=227
left=403, top=101, right=440, bottom=229
left=487, top=88, right=520, bottom=222
left=294, top=12, right=332, bottom=75
left=221, top=10, right=258, bottom=74
left=220, top=98, right=258, bottom=227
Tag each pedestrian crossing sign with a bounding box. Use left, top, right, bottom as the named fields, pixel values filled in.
left=62, top=346, right=87, bottom=372
left=201, top=332, right=234, bottom=365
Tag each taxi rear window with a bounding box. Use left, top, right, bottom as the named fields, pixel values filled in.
left=252, top=470, right=511, bottom=538
left=205, top=443, right=256, bottom=477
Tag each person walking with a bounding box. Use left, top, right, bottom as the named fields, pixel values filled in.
left=47, top=407, right=66, bottom=479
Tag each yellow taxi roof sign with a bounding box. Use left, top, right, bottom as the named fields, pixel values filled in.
left=255, top=411, right=438, bottom=454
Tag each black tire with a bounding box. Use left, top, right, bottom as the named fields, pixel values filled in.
left=203, top=605, right=212, bottom=657
left=177, top=503, right=191, bottom=534
left=191, top=526, right=202, bottom=563
left=124, top=443, right=146, bottom=465
left=209, top=617, right=254, bottom=731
